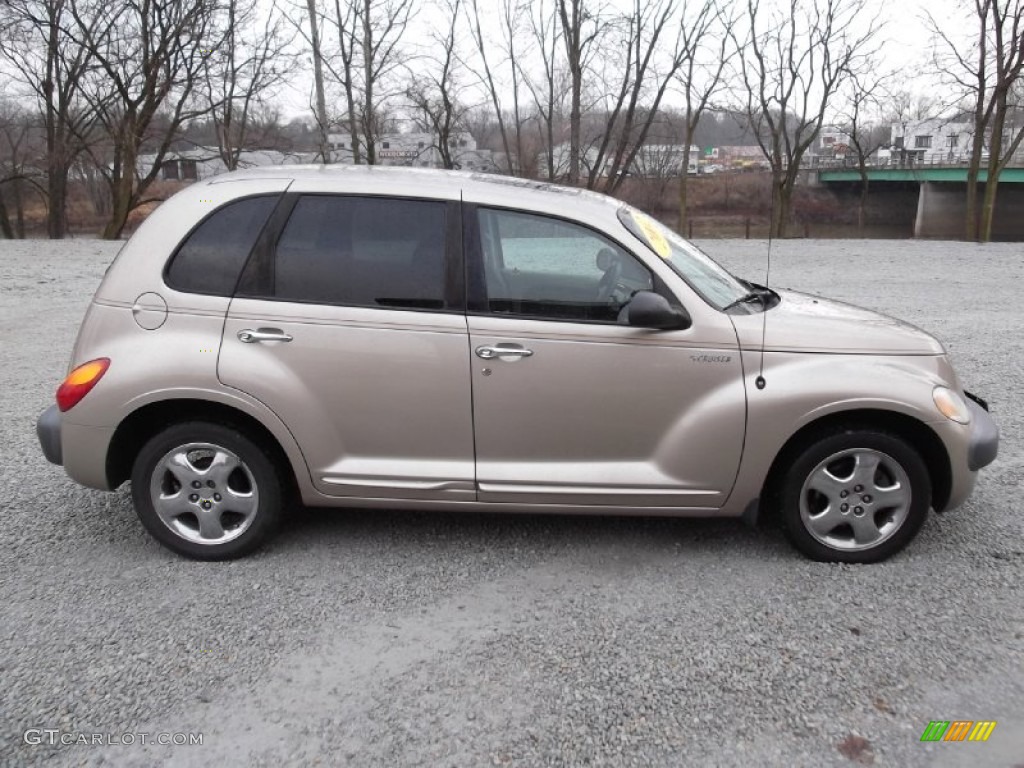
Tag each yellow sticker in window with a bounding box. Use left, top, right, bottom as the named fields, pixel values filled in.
left=632, top=212, right=671, bottom=259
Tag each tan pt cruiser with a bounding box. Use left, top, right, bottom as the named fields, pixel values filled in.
left=36, top=167, right=999, bottom=562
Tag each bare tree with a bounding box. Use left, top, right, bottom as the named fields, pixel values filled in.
left=354, top=0, right=415, bottom=164
left=205, top=0, right=295, bottom=171
left=0, top=102, right=46, bottom=238
left=674, top=0, right=730, bottom=231
left=839, top=70, right=891, bottom=232
left=628, top=129, right=681, bottom=210
left=930, top=0, right=1024, bottom=241
left=522, top=0, right=571, bottom=180
left=501, top=0, right=528, bottom=171
left=304, top=0, right=331, bottom=162
left=587, top=0, right=693, bottom=195
left=733, top=0, right=880, bottom=237
left=406, top=0, right=469, bottom=169
left=0, top=0, right=102, bottom=238
left=468, top=0, right=528, bottom=174
left=557, top=0, right=605, bottom=184
left=73, top=0, right=222, bottom=239
left=330, top=0, right=363, bottom=163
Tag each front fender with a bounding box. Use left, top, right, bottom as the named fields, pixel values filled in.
left=724, top=351, right=955, bottom=512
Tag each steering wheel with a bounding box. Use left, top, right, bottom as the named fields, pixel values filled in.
left=596, top=248, right=623, bottom=301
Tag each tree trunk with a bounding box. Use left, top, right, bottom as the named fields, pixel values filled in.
left=345, top=80, right=362, bottom=164
left=677, top=171, right=689, bottom=233
left=979, top=176, right=999, bottom=242
left=306, top=0, right=331, bottom=164
left=775, top=190, right=792, bottom=238
left=965, top=129, right=986, bottom=241
left=102, top=155, right=137, bottom=240
left=675, top=134, right=692, bottom=233
left=857, top=165, right=869, bottom=234
left=44, top=4, right=67, bottom=239
left=568, top=75, right=580, bottom=184
left=14, top=178, right=26, bottom=238
left=46, top=162, right=68, bottom=239
left=770, top=168, right=795, bottom=239
left=546, top=114, right=555, bottom=180
left=979, top=96, right=1007, bottom=243
left=0, top=191, right=13, bottom=239
left=979, top=132, right=1001, bottom=242
left=362, top=0, right=376, bottom=165
left=102, top=196, right=132, bottom=240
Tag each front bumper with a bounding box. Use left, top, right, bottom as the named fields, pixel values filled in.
left=966, top=395, right=999, bottom=471
left=36, top=404, right=63, bottom=465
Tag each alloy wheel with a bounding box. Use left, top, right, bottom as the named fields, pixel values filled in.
left=798, top=447, right=912, bottom=551
left=148, top=442, right=260, bottom=545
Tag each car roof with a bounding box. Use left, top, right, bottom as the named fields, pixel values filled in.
left=207, top=164, right=623, bottom=217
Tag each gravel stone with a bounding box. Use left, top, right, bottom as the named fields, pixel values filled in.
left=1, top=237, right=1021, bottom=767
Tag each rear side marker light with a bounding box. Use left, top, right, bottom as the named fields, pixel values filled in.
left=56, top=358, right=110, bottom=412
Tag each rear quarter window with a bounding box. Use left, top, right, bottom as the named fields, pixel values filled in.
left=165, top=196, right=278, bottom=295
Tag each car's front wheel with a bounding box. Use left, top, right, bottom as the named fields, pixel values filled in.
left=131, top=422, right=283, bottom=560
left=780, top=430, right=931, bottom=563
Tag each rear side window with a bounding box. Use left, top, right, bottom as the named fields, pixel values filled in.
left=269, top=196, right=447, bottom=310
left=165, top=196, right=278, bottom=295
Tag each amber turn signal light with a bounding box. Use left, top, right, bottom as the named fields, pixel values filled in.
left=56, top=358, right=110, bottom=412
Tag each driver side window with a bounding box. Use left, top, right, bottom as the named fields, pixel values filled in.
left=476, top=208, right=653, bottom=323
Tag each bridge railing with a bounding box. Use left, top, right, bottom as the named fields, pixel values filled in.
left=803, top=151, right=1024, bottom=170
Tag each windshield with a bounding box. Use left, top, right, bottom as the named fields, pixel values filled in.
left=617, top=207, right=749, bottom=310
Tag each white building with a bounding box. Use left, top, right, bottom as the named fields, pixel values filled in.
left=816, top=126, right=853, bottom=158
left=631, top=144, right=702, bottom=176
left=326, top=131, right=496, bottom=171
left=543, top=142, right=702, bottom=179
left=139, top=133, right=496, bottom=182
left=890, top=119, right=974, bottom=164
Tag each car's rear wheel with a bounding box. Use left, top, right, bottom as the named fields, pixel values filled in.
left=780, top=430, right=931, bottom=563
left=131, top=422, right=283, bottom=560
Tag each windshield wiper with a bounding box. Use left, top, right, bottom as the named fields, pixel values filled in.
left=724, top=281, right=780, bottom=313
left=721, top=291, right=765, bottom=312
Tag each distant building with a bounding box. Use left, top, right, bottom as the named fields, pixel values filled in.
left=718, top=145, right=767, bottom=168
left=890, top=119, right=974, bottom=164
left=631, top=144, right=702, bottom=176
left=816, top=126, right=853, bottom=158
left=139, top=148, right=313, bottom=181
left=326, top=131, right=496, bottom=171
left=543, top=142, right=702, bottom=179
left=893, top=116, right=1024, bottom=166
left=138, top=133, right=496, bottom=182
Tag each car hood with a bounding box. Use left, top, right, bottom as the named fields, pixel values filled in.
left=731, top=289, right=945, bottom=355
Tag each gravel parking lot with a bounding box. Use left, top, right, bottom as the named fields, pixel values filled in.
left=1, top=237, right=1022, bottom=768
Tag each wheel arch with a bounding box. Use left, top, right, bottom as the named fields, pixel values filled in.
left=759, top=408, right=952, bottom=519
left=106, top=398, right=306, bottom=501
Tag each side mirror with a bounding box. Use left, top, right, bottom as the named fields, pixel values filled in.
left=624, top=290, right=691, bottom=330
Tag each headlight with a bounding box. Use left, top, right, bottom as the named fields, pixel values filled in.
left=933, top=386, right=971, bottom=424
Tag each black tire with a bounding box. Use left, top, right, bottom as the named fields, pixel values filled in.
left=131, top=421, right=283, bottom=560
left=779, top=429, right=931, bottom=563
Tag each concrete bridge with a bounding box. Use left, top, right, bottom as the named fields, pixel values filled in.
left=816, top=166, right=1024, bottom=239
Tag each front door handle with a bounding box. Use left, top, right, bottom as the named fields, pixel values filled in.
left=238, top=328, right=293, bottom=343
left=475, top=344, right=534, bottom=360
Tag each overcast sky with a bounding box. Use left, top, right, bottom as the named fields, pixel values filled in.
left=266, top=0, right=972, bottom=125
left=1, top=0, right=969, bottom=124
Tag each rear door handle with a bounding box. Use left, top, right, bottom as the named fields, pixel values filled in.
left=237, top=328, right=293, bottom=343
left=475, top=344, right=534, bottom=360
